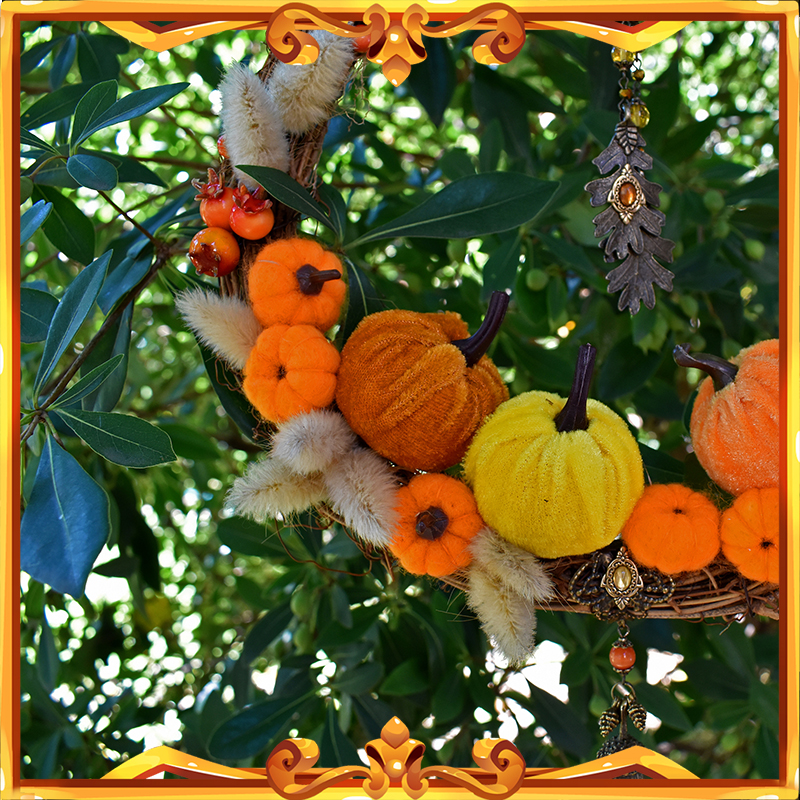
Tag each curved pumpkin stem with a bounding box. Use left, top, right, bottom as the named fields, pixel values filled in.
left=296, top=264, right=342, bottom=296
left=452, top=291, right=509, bottom=367
left=673, top=343, right=738, bottom=391
left=555, top=343, right=596, bottom=433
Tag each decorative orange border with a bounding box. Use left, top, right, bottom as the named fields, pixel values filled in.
left=2, top=2, right=798, bottom=799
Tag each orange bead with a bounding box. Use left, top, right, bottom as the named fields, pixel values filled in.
left=610, top=646, right=636, bottom=671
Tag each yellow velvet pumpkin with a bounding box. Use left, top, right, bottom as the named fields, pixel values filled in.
left=463, top=344, right=644, bottom=558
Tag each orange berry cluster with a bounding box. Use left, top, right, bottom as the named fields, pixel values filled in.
left=188, top=161, right=275, bottom=278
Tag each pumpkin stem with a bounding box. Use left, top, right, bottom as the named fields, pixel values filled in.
left=554, top=343, right=596, bottom=433
left=296, top=264, right=341, bottom=296
left=415, top=507, right=449, bottom=541
left=673, top=343, right=738, bottom=391
left=451, top=291, right=509, bottom=367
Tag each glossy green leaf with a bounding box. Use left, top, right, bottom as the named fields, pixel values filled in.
left=336, top=260, right=386, bottom=347
left=527, top=683, right=594, bottom=758
left=79, top=82, right=189, bottom=141
left=242, top=602, right=293, bottom=663
left=639, top=443, right=685, bottom=484
left=77, top=32, right=123, bottom=83
left=330, top=662, right=383, bottom=696
left=380, top=659, right=427, bottom=696
left=318, top=704, right=361, bottom=768
left=479, top=119, right=504, bottom=173
left=80, top=303, right=133, bottom=411
left=406, top=38, right=456, bottom=127
left=438, top=148, right=476, bottom=180
left=20, top=437, right=110, bottom=598
left=21, top=35, right=63, bottom=73
left=329, top=584, right=353, bottom=629
left=20, top=200, right=53, bottom=245
left=34, top=249, right=110, bottom=397
left=51, top=408, right=176, bottom=468
left=21, top=285, right=59, bottom=343
left=236, top=165, right=336, bottom=233
left=32, top=185, right=95, bottom=264
left=37, top=615, right=60, bottom=692
left=316, top=182, right=347, bottom=243
left=154, top=422, right=221, bottom=461
left=349, top=173, right=560, bottom=246
left=215, top=517, right=287, bottom=558
left=20, top=128, right=59, bottom=155
left=51, top=354, right=124, bottom=409
left=97, top=248, right=152, bottom=314
left=21, top=83, right=95, bottom=130
left=596, top=335, right=666, bottom=401
left=50, top=35, right=77, bottom=91
left=634, top=682, right=692, bottom=731
left=66, top=154, right=118, bottom=191
left=70, top=80, right=117, bottom=148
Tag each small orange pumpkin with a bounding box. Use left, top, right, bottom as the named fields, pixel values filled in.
left=720, top=487, right=779, bottom=584
left=242, top=324, right=340, bottom=423
left=336, top=292, right=510, bottom=472
left=390, top=473, right=484, bottom=577
left=622, top=483, right=720, bottom=575
left=674, top=340, right=778, bottom=496
left=248, top=237, right=346, bottom=331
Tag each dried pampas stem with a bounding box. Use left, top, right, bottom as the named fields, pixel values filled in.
left=175, top=289, right=262, bottom=370
left=219, top=62, right=290, bottom=190
left=271, top=410, right=357, bottom=475
left=467, top=565, right=538, bottom=666
left=269, top=31, right=355, bottom=135
left=324, top=448, right=399, bottom=549
left=227, top=456, right=326, bottom=522
left=471, top=528, right=555, bottom=604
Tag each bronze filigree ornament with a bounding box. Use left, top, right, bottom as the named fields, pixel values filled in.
left=569, top=542, right=674, bottom=621
left=585, top=48, right=676, bottom=314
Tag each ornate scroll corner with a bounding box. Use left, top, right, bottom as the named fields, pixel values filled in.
left=471, top=6, right=526, bottom=66
left=469, top=738, right=527, bottom=795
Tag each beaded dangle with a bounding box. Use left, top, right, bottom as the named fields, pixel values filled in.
left=585, top=47, right=676, bottom=314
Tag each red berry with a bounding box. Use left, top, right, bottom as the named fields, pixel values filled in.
left=193, top=168, right=235, bottom=229
left=230, top=183, right=275, bottom=240
left=189, top=227, right=240, bottom=277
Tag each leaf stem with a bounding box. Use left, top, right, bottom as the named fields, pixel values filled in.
left=96, top=189, right=159, bottom=245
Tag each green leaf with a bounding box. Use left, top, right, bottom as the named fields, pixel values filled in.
left=215, top=517, right=287, bottom=558
left=595, top=336, right=665, bottom=401
left=21, top=35, right=64, bottom=73
left=37, top=615, right=60, bottom=692
left=438, top=148, right=476, bottom=181
left=80, top=303, right=133, bottom=411
left=32, top=185, right=95, bottom=264
left=34, top=249, right=110, bottom=397
left=242, top=602, right=293, bottom=663
left=207, top=691, right=316, bottom=760
left=726, top=170, right=779, bottom=208
left=50, top=35, right=77, bottom=91
left=51, top=354, right=124, bottom=409
left=316, top=182, right=347, bottom=243
left=69, top=80, right=117, bottom=148
left=50, top=408, right=177, bottom=468
left=330, top=662, right=383, bottom=696
left=80, top=82, right=189, bottom=140
left=66, top=154, right=118, bottom=191
left=20, top=437, right=110, bottom=598
left=639, top=443, right=685, bottom=484
left=634, top=682, right=692, bottom=731
left=481, top=235, right=520, bottom=302
left=682, top=658, right=749, bottom=701
left=336, top=260, right=386, bottom=347
left=77, top=32, right=122, bottom=83
left=329, top=584, right=353, bottom=629
left=349, top=173, right=560, bottom=246
left=479, top=119, right=504, bottom=173
left=662, top=116, right=719, bottom=164
left=406, top=38, right=456, bottom=127
left=21, top=285, right=59, bottom=343
left=97, top=248, right=152, bottom=314
left=380, top=659, right=428, bottom=696
left=20, top=200, right=53, bottom=245
left=154, top=422, right=221, bottom=461
left=21, top=83, right=95, bottom=130
left=20, top=128, right=59, bottom=155
left=317, top=703, right=361, bottom=768
left=527, top=683, right=594, bottom=758
left=236, top=165, right=336, bottom=234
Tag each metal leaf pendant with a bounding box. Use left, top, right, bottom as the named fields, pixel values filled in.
left=585, top=121, right=676, bottom=314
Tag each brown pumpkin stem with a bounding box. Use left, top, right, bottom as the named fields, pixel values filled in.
left=554, top=343, right=597, bottom=433
left=295, top=264, right=342, bottom=296
left=451, top=291, right=509, bottom=367
left=415, top=507, right=449, bottom=541
left=673, top=343, right=738, bottom=391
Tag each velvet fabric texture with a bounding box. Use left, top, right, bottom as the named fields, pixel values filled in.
left=720, top=486, right=779, bottom=584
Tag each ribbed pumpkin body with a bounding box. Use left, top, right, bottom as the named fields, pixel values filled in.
left=243, top=324, right=340, bottom=423
left=463, top=391, right=644, bottom=558
left=690, top=339, right=778, bottom=496
left=720, top=486, right=779, bottom=583
left=336, top=310, right=508, bottom=471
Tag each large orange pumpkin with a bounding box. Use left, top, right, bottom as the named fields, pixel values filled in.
left=242, top=324, right=340, bottom=423
left=335, top=292, right=509, bottom=472
left=675, top=340, right=778, bottom=495
left=248, top=237, right=346, bottom=331
left=720, top=486, right=779, bottom=584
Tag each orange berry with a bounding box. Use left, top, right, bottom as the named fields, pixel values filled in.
left=188, top=227, right=240, bottom=277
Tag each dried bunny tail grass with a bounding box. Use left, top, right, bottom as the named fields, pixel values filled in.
left=219, top=62, right=289, bottom=189
left=471, top=528, right=555, bottom=605
left=324, top=448, right=399, bottom=548
left=268, top=31, right=355, bottom=134
left=466, top=565, right=538, bottom=666
left=227, top=456, right=326, bottom=522
left=271, top=409, right=357, bottom=475
left=175, top=289, right=261, bottom=370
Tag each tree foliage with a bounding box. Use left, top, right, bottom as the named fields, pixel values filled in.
left=18, top=19, right=779, bottom=781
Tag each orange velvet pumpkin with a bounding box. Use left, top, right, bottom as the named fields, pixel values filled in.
left=336, top=292, right=509, bottom=472
left=242, top=324, right=340, bottom=423
left=622, top=483, right=720, bottom=575
left=675, top=339, right=778, bottom=496
left=720, top=487, right=779, bottom=584
left=390, top=473, right=484, bottom=577
left=248, top=237, right=346, bottom=331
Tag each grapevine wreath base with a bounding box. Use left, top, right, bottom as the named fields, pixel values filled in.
left=175, top=32, right=780, bottom=674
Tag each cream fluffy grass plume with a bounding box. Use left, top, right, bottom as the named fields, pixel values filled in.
left=268, top=31, right=355, bottom=134
left=218, top=62, right=290, bottom=189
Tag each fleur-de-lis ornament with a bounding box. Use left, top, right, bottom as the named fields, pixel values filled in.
left=585, top=48, right=676, bottom=314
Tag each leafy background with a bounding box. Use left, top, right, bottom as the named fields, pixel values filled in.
left=18, top=18, right=779, bottom=780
